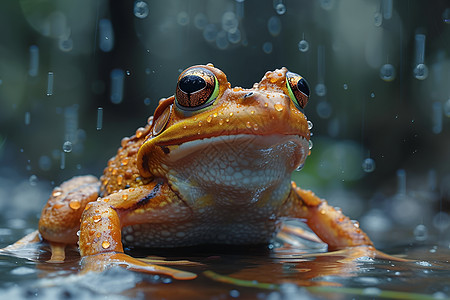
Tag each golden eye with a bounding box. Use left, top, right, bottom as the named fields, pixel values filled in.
left=175, top=67, right=219, bottom=111
left=286, top=71, right=310, bottom=109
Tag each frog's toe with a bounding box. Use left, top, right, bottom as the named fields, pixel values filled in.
left=80, top=252, right=197, bottom=280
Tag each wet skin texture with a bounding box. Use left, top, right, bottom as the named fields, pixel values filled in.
left=5, top=64, right=373, bottom=280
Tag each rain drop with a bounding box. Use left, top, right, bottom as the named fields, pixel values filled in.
left=316, top=101, right=332, bottom=119
left=414, top=224, right=428, bottom=241
left=203, top=24, right=218, bottom=42
left=319, top=0, right=335, bottom=10
left=144, top=98, right=151, bottom=105
left=58, top=38, right=73, bottom=52
left=370, top=92, right=375, bottom=98
left=374, top=12, right=383, bottom=27
left=362, top=158, right=376, bottom=173
left=133, top=1, right=149, bottom=19
left=343, top=83, right=348, bottom=90
left=383, top=0, right=393, bottom=20
left=228, top=29, right=241, bottom=44
left=267, top=16, right=282, bottom=36
left=413, top=63, right=429, bottom=80
left=444, top=98, right=450, bottom=118
left=194, top=13, right=208, bottom=30
left=177, top=11, right=189, bottom=26
left=98, top=19, right=114, bottom=52
left=47, top=72, right=54, bottom=96
left=24, top=112, right=30, bottom=125
left=38, top=155, right=52, bottom=171
left=216, top=30, right=229, bottom=50
left=29, top=175, right=38, bottom=186
left=262, top=42, right=273, bottom=54
left=442, top=8, right=450, bottom=24
left=96, top=107, right=103, bottom=130
left=63, top=141, right=72, bottom=153
left=60, top=151, right=66, bottom=169
left=222, top=11, right=238, bottom=32
left=110, top=68, right=124, bottom=104
left=379, top=63, right=396, bottom=81
left=315, top=83, right=327, bottom=97
left=432, top=102, right=443, bottom=134
left=297, top=39, right=309, bottom=52
left=275, top=3, right=286, bottom=15
left=28, top=45, right=39, bottom=77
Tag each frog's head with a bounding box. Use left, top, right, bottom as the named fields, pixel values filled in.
left=137, top=64, right=311, bottom=205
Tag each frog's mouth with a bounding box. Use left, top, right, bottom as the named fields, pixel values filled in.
left=165, top=133, right=308, bottom=186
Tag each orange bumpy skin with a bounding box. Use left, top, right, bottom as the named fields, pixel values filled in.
left=12, top=64, right=373, bottom=279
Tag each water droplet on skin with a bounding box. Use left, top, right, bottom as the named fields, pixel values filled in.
left=219, top=119, right=224, bottom=125
left=122, top=194, right=128, bottom=200
left=62, top=141, right=72, bottom=153
left=298, top=39, right=309, bottom=52
left=308, top=140, right=313, bottom=150
left=246, top=122, right=252, bottom=129
left=69, top=200, right=81, bottom=210
left=296, top=163, right=304, bottom=172
left=52, top=189, right=62, bottom=197
left=133, top=0, right=149, bottom=19
left=253, top=124, right=259, bottom=131
left=206, top=116, right=212, bottom=123
left=102, top=241, right=110, bottom=249
left=274, top=103, right=283, bottom=111
left=93, top=215, right=102, bottom=223
left=307, top=120, right=313, bottom=130
left=362, top=158, right=376, bottom=172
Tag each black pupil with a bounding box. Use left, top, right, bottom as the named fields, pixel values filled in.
left=179, top=75, right=206, bottom=94
left=297, top=78, right=310, bottom=97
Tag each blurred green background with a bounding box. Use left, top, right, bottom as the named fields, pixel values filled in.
left=0, top=0, right=449, bottom=245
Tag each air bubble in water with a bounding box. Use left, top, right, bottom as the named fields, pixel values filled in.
left=262, top=42, right=273, bottom=54
left=380, top=64, right=396, bottom=81
left=413, top=224, right=428, bottom=241
left=63, top=141, right=73, bottom=153
left=275, top=3, right=286, bottom=15
left=267, top=16, right=282, bottom=36
left=362, top=158, right=376, bottom=173
left=298, top=39, right=309, bottom=52
left=134, top=1, right=149, bottom=19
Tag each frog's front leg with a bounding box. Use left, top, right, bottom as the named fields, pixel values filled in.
left=79, top=181, right=197, bottom=280
left=282, top=182, right=373, bottom=250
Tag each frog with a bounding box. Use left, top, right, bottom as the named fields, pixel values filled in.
left=2, top=64, right=375, bottom=280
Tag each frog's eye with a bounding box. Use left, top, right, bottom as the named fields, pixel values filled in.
left=286, top=71, right=310, bottom=109
left=175, top=67, right=219, bottom=111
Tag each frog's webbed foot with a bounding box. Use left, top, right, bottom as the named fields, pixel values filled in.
left=81, top=252, right=197, bottom=280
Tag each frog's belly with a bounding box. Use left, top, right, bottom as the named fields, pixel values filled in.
left=121, top=221, right=281, bottom=248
